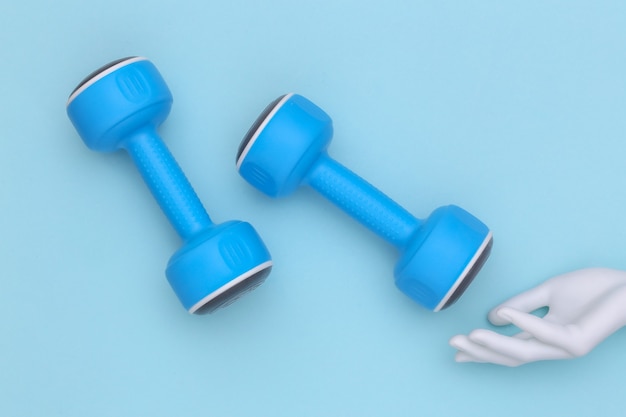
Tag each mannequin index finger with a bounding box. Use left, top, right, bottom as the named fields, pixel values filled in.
left=495, top=307, right=574, bottom=348
left=488, top=284, right=550, bottom=325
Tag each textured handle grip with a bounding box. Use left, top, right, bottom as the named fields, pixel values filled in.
left=124, top=129, right=213, bottom=240
left=306, top=154, right=420, bottom=248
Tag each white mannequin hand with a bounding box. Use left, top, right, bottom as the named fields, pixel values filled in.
left=449, top=268, right=626, bottom=367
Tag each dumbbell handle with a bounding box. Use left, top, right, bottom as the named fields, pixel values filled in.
left=305, top=153, right=421, bottom=248
left=123, top=128, right=213, bottom=240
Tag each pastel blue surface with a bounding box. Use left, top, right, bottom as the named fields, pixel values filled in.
left=1, top=1, right=626, bottom=416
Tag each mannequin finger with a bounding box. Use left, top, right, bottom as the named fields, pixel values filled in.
left=495, top=307, right=572, bottom=346
left=455, top=351, right=485, bottom=363
left=513, top=331, right=533, bottom=340
left=455, top=350, right=522, bottom=367
left=488, top=285, right=550, bottom=325
left=449, top=335, right=523, bottom=367
left=468, top=329, right=572, bottom=363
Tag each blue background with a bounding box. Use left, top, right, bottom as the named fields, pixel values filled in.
left=2, top=1, right=626, bottom=416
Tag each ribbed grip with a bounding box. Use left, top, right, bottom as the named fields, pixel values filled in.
left=124, top=129, right=213, bottom=240
left=306, top=154, right=420, bottom=248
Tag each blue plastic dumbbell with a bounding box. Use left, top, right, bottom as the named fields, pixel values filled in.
left=236, top=94, right=492, bottom=311
left=67, top=57, right=272, bottom=314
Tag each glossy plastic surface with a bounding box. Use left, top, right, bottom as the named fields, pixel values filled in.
left=67, top=57, right=272, bottom=313
left=237, top=93, right=492, bottom=311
